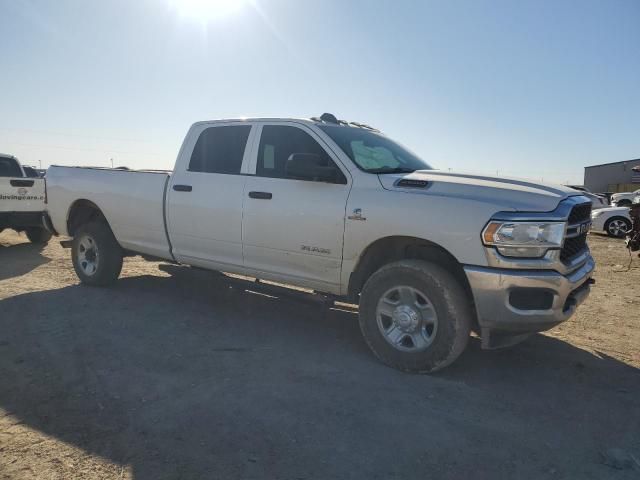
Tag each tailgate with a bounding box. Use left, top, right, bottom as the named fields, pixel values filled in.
left=0, top=177, right=46, bottom=213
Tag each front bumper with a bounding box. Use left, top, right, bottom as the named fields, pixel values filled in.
left=464, top=255, right=595, bottom=347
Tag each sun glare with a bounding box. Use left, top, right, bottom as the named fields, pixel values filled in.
left=168, top=0, right=248, bottom=22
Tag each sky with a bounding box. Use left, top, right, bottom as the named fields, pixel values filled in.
left=1, top=0, right=638, bottom=185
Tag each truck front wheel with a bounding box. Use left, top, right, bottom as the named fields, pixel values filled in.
left=25, top=227, right=52, bottom=244
left=72, top=221, right=123, bottom=286
left=359, top=260, right=472, bottom=373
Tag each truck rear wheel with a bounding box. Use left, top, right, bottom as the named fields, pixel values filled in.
left=359, top=260, right=471, bottom=373
left=25, top=227, right=52, bottom=244
left=72, top=221, right=123, bottom=286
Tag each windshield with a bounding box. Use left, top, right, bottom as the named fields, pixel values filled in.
left=0, top=157, right=22, bottom=177
left=319, top=125, right=432, bottom=174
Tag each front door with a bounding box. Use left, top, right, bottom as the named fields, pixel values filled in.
left=242, top=123, right=351, bottom=291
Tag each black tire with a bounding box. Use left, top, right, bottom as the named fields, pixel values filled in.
left=72, top=221, right=123, bottom=286
left=604, top=217, right=632, bottom=238
left=359, top=260, right=472, bottom=373
left=25, top=227, right=52, bottom=244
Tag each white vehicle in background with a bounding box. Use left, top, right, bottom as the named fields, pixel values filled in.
left=611, top=189, right=640, bottom=207
left=43, top=114, right=595, bottom=373
left=566, top=186, right=608, bottom=210
left=583, top=191, right=609, bottom=210
left=591, top=207, right=632, bottom=238
left=0, top=153, right=51, bottom=243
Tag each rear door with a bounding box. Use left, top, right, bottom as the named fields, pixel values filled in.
left=241, top=122, right=351, bottom=291
left=0, top=156, right=45, bottom=214
left=166, top=122, right=255, bottom=269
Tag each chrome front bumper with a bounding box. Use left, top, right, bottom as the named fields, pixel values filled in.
left=464, top=254, right=595, bottom=342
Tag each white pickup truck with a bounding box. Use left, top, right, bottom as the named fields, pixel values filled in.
left=44, top=114, right=595, bottom=372
left=611, top=189, right=640, bottom=207
left=0, top=153, right=51, bottom=243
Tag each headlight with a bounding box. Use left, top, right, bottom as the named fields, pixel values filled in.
left=482, top=221, right=565, bottom=258
left=592, top=210, right=604, bottom=218
left=633, top=196, right=640, bottom=204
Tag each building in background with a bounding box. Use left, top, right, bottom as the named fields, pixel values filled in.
left=584, top=158, right=640, bottom=193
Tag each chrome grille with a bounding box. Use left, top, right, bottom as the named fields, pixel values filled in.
left=561, top=202, right=591, bottom=262
left=561, top=234, right=588, bottom=261
left=568, top=203, right=591, bottom=224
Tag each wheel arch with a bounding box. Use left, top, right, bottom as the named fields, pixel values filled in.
left=347, top=236, right=474, bottom=304
left=66, top=199, right=110, bottom=237
left=605, top=215, right=631, bottom=223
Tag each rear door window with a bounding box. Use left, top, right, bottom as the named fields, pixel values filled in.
left=188, top=125, right=251, bottom=174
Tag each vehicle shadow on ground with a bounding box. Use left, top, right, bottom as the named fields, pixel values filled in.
left=0, top=235, right=50, bottom=281
left=0, top=264, right=638, bottom=479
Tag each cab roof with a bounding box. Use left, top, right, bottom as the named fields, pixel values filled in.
left=193, top=113, right=380, bottom=132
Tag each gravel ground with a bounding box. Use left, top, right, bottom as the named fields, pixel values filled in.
left=0, top=229, right=639, bottom=479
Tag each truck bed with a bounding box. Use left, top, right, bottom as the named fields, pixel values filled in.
left=46, top=166, right=173, bottom=260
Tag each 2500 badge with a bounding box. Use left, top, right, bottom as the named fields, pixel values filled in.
left=301, top=245, right=331, bottom=255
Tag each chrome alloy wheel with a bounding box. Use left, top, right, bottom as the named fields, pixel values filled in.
left=376, top=285, right=438, bottom=352
left=608, top=219, right=629, bottom=237
left=77, top=234, right=100, bottom=276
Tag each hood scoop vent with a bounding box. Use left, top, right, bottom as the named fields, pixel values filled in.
left=396, top=179, right=429, bottom=188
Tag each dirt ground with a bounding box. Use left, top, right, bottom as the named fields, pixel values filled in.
left=0, top=229, right=638, bottom=479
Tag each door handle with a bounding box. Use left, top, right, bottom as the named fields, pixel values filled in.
left=10, top=179, right=34, bottom=187
left=173, top=184, right=192, bottom=192
left=248, top=191, right=272, bottom=200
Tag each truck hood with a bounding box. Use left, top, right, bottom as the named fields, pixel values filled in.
left=378, top=170, right=582, bottom=213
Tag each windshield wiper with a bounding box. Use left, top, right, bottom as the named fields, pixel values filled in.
left=368, top=167, right=416, bottom=174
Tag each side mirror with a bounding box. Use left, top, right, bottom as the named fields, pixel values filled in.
left=285, top=153, right=340, bottom=183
